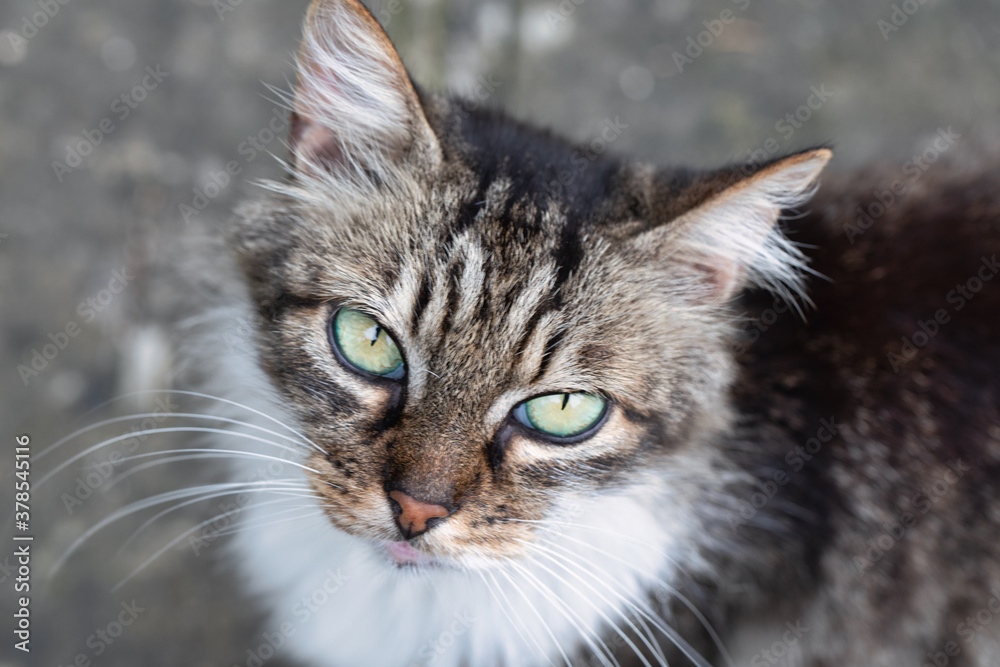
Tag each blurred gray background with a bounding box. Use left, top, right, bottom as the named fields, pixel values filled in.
left=2, top=0, right=999, bottom=665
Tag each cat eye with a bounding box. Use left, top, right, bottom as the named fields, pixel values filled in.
left=514, top=392, right=607, bottom=440
left=330, top=307, right=405, bottom=380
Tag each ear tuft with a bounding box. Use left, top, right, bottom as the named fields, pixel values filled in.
left=640, top=149, right=831, bottom=312
left=290, top=0, right=440, bottom=183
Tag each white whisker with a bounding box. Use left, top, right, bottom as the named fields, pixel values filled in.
left=203, top=503, right=330, bottom=540
left=101, top=448, right=329, bottom=491
left=48, top=481, right=311, bottom=578
left=523, top=542, right=665, bottom=667
left=496, top=566, right=573, bottom=667
left=480, top=569, right=552, bottom=666
left=536, top=539, right=717, bottom=667
left=506, top=560, right=619, bottom=667
left=37, top=428, right=319, bottom=489
left=115, top=488, right=322, bottom=557
left=34, top=411, right=316, bottom=464
left=102, top=452, right=277, bottom=489
left=82, top=389, right=326, bottom=455
left=110, top=496, right=301, bottom=592
left=545, top=531, right=734, bottom=667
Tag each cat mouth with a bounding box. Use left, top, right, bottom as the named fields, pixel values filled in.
left=382, top=540, right=438, bottom=567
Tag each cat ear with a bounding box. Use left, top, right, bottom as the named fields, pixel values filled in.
left=289, top=0, right=441, bottom=181
left=635, top=149, right=831, bottom=309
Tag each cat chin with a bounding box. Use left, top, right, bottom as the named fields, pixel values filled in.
left=383, top=539, right=424, bottom=563
left=376, top=540, right=501, bottom=571
left=381, top=540, right=442, bottom=568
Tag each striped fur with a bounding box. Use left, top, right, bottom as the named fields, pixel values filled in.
left=215, top=1, right=1000, bottom=665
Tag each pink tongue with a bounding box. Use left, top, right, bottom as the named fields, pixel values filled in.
left=385, top=541, right=422, bottom=562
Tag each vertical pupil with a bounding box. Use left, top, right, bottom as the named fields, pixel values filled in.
left=561, top=394, right=570, bottom=410
left=363, top=324, right=381, bottom=347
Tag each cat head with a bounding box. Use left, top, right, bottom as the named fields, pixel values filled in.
left=229, top=0, right=830, bottom=569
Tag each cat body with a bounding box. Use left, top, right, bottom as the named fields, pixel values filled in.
left=716, top=167, right=1000, bottom=665
left=208, top=1, right=1000, bottom=665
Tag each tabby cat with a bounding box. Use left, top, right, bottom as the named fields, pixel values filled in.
left=212, top=0, right=1000, bottom=665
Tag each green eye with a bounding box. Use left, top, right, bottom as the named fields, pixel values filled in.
left=331, top=308, right=405, bottom=379
left=515, top=392, right=607, bottom=440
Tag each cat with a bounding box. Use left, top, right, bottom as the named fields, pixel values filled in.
left=199, top=0, right=1000, bottom=665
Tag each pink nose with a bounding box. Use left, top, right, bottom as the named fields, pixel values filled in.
left=388, top=490, right=450, bottom=539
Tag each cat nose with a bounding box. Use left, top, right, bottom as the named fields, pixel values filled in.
left=388, top=489, right=451, bottom=539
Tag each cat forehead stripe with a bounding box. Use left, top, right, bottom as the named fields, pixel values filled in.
left=214, top=2, right=1000, bottom=667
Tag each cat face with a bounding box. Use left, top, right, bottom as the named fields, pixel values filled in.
left=229, top=0, right=829, bottom=569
